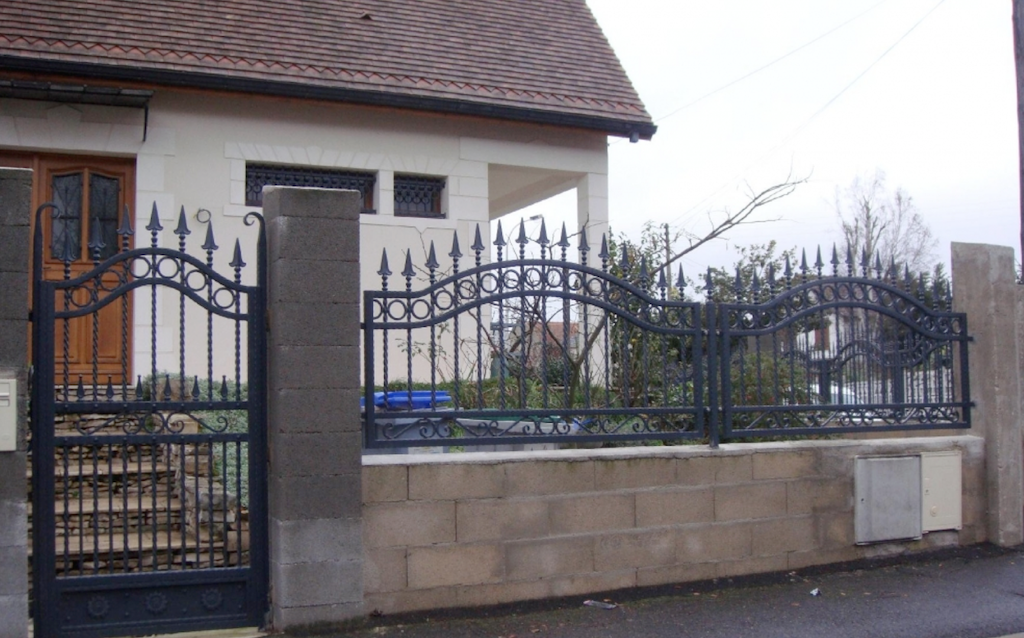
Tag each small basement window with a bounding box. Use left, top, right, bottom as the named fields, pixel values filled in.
left=245, top=164, right=376, bottom=212
left=394, top=175, right=445, bottom=218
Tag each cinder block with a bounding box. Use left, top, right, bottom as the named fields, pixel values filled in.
left=712, top=455, right=752, bottom=484
left=677, top=523, right=751, bottom=562
left=0, top=594, right=27, bottom=638
left=595, top=529, right=675, bottom=570
left=820, top=511, right=855, bottom=548
left=676, top=456, right=716, bottom=485
left=715, top=554, right=788, bottom=578
left=271, top=601, right=364, bottom=629
left=364, top=547, right=407, bottom=593
left=365, top=587, right=454, bottom=615
left=270, top=473, right=362, bottom=521
left=0, top=225, right=29, bottom=272
left=0, top=457, right=26, bottom=502
left=506, top=537, right=594, bottom=580
left=787, top=546, right=861, bottom=571
left=0, top=546, right=26, bottom=596
left=714, top=482, right=787, bottom=521
left=504, top=460, right=595, bottom=496
left=456, top=498, right=549, bottom=542
left=272, top=432, right=361, bottom=477
left=595, top=457, right=675, bottom=490
left=752, top=516, right=816, bottom=556
left=407, top=543, right=503, bottom=589
left=269, top=345, right=360, bottom=390
left=362, top=465, right=409, bottom=503
left=753, top=451, right=817, bottom=480
left=636, top=488, right=714, bottom=527
left=410, top=463, right=504, bottom=501
left=786, top=479, right=851, bottom=515
left=636, top=561, right=717, bottom=587
left=271, top=558, right=363, bottom=607
left=0, top=501, right=26, bottom=547
left=0, top=273, right=27, bottom=320
left=270, top=518, right=362, bottom=564
left=270, top=259, right=360, bottom=305
left=271, top=388, right=361, bottom=434
left=363, top=501, right=455, bottom=548
left=271, top=303, right=360, bottom=347
left=268, top=216, right=360, bottom=263
left=549, top=494, right=633, bottom=535
left=547, top=568, right=636, bottom=597
left=456, top=579, right=550, bottom=608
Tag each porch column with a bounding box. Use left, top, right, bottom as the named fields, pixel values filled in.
left=576, top=172, right=609, bottom=250
left=263, top=187, right=365, bottom=628
left=951, top=242, right=1024, bottom=546
left=0, top=168, right=31, bottom=638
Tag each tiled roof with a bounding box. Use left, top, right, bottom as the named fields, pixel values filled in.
left=0, top=0, right=656, bottom=138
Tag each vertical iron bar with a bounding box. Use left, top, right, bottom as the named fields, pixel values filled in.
left=707, top=302, right=719, bottom=447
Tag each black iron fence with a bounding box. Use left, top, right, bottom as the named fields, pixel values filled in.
left=362, top=222, right=970, bottom=449
left=30, top=202, right=268, bottom=638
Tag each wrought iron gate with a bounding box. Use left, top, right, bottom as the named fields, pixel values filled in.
left=30, top=203, right=268, bottom=638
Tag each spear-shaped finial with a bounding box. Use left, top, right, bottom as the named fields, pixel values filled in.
left=117, top=204, right=134, bottom=248
left=598, top=234, right=609, bottom=265
left=426, top=241, right=439, bottom=272
left=800, top=249, right=809, bottom=281
left=449, top=230, right=463, bottom=260
left=377, top=248, right=392, bottom=277
left=676, top=265, right=686, bottom=293
left=831, top=243, right=839, bottom=277
left=537, top=218, right=549, bottom=246
left=87, top=213, right=105, bottom=262
left=229, top=239, right=246, bottom=269
left=491, top=221, right=504, bottom=248
left=402, top=250, right=416, bottom=279
left=174, top=206, right=191, bottom=239
left=814, top=246, right=823, bottom=277
left=202, top=223, right=218, bottom=253
left=146, top=202, right=163, bottom=233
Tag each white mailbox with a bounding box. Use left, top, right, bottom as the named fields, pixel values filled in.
left=0, top=378, right=15, bottom=452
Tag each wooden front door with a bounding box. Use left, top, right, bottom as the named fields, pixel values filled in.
left=2, top=153, right=136, bottom=382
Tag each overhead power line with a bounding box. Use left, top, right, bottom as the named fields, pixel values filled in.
left=665, top=0, right=950, bottom=229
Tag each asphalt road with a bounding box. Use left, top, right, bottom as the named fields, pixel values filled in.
left=318, top=545, right=1024, bottom=638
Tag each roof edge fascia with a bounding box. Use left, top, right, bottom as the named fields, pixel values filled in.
left=0, top=55, right=657, bottom=140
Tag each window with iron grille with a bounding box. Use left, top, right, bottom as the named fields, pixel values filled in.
left=245, top=163, right=376, bottom=212
left=394, top=175, right=445, bottom=218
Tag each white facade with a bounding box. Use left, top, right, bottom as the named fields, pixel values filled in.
left=0, top=89, right=609, bottom=381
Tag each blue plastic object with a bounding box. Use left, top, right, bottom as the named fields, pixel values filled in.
left=360, top=390, right=452, bottom=410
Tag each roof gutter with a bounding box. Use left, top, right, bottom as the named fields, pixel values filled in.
left=0, top=55, right=657, bottom=140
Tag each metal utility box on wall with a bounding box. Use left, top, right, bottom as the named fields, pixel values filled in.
left=855, top=455, right=922, bottom=544
left=921, top=450, right=962, bottom=532
left=0, top=378, right=16, bottom=451
left=855, top=452, right=964, bottom=544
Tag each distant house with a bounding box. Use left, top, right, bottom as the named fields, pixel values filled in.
left=0, top=0, right=655, bottom=379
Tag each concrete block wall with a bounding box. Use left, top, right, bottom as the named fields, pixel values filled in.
left=0, top=168, right=31, bottom=638
left=362, top=436, right=984, bottom=614
left=264, top=187, right=365, bottom=629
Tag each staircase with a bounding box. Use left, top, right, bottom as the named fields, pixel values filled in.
left=28, top=412, right=250, bottom=578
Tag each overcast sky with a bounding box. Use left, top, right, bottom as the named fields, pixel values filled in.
left=511, top=0, right=1020, bottom=277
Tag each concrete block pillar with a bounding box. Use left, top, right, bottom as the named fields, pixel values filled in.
left=263, top=187, right=364, bottom=629
left=0, top=168, right=31, bottom=638
left=951, top=242, right=1024, bottom=546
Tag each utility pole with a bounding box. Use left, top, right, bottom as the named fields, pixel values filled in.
left=1014, top=0, right=1024, bottom=280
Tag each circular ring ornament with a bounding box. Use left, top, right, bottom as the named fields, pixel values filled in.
left=87, top=595, right=110, bottom=619
left=201, top=588, right=224, bottom=611
left=145, top=592, right=168, bottom=615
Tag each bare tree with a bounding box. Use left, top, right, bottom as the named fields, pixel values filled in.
left=835, top=170, right=937, bottom=273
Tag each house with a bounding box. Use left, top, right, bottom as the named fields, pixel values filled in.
left=0, top=0, right=655, bottom=380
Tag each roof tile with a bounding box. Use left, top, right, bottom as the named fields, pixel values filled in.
left=0, top=0, right=654, bottom=134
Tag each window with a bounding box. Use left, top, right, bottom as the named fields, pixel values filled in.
left=245, top=164, right=376, bottom=212
left=394, top=175, right=445, bottom=218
